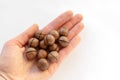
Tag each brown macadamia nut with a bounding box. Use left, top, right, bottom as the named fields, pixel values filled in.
left=28, top=38, right=39, bottom=48
left=47, top=51, right=59, bottom=63
left=44, top=34, right=55, bottom=45
left=59, top=27, right=68, bottom=36
left=26, top=47, right=37, bottom=60
left=25, top=27, right=71, bottom=72
left=59, top=36, right=69, bottom=47
left=38, top=49, right=48, bottom=59
left=49, top=30, right=59, bottom=40
left=39, top=40, right=47, bottom=49
left=37, top=59, right=49, bottom=71
left=35, top=30, right=46, bottom=40
left=48, top=43, right=59, bottom=51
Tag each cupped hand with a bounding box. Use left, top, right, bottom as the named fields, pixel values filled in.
left=0, top=11, right=84, bottom=80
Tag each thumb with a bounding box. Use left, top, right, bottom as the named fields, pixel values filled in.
left=11, top=24, right=39, bottom=47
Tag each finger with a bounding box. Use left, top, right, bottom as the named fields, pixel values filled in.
left=68, top=22, right=84, bottom=41
left=43, top=11, right=73, bottom=33
left=62, top=14, right=83, bottom=30
left=48, top=36, right=81, bottom=74
left=59, top=36, right=81, bottom=64
left=12, top=24, right=39, bottom=47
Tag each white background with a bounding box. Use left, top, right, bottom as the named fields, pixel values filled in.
left=0, top=0, right=120, bottom=80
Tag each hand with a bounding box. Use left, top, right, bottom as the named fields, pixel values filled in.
left=0, top=11, right=84, bottom=80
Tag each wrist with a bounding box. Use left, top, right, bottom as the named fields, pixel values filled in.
left=0, top=73, right=7, bottom=80
left=0, top=72, right=12, bottom=80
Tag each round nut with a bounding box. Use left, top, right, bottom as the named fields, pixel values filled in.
left=48, top=43, right=59, bottom=51
left=38, top=49, right=48, bottom=59
left=59, top=27, right=68, bottom=36
left=26, top=47, right=37, bottom=60
left=44, top=34, right=55, bottom=45
left=35, top=30, right=46, bottom=40
left=49, top=30, right=59, bottom=40
left=59, top=36, right=69, bottom=47
left=37, top=59, right=49, bottom=71
left=28, top=38, right=39, bottom=48
left=47, top=51, right=59, bottom=63
left=39, top=40, right=47, bottom=49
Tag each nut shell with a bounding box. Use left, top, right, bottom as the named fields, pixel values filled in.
left=44, top=34, right=55, bottom=45
left=37, top=59, right=49, bottom=71
left=28, top=38, right=39, bottom=47
left=59, top=36, right=69, bottom=47
left=59, top=27, right=68, bottom=36
left=47, top=51, right=59, bottom=63
left=49, top=30, right=59, bottom=40
left=38, top=49, right=48, bottom=59
left=35, top=30, right=46, bottom=40
left=39, top=40, right=47, bottom=49
left=48, top=43, right=59, bottom=51
left=26, top=48, right=37, bottom=60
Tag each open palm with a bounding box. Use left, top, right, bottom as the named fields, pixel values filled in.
left=0, top=11, right=84, bottom=80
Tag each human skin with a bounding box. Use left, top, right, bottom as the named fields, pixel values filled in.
left=0, top=11, right=84, bottom=80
